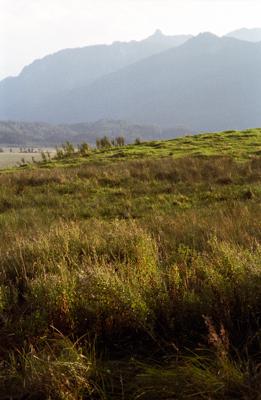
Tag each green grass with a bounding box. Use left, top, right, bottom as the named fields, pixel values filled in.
left=0, top=129, right=260, bottom=399
left=9, top=128, right=260, bottom=171
left=52, top=128, right=261, bottom=166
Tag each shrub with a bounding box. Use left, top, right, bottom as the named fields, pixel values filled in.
left=62, top=141, right=75, bottom=157
left=78, top=142, right=91, bottom=156
left=115, top=136, right=125, bottom=146
left=96, top=136, right=111, bottom=149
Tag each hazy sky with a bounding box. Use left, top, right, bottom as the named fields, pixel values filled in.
left=1, top=0, right=260, bottom=80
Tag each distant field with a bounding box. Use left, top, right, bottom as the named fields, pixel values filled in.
left=0, top=153, right=40, bottom=168
left=0, top=150, right=55, bottom=168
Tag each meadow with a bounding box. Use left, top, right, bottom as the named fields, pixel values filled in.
left=0, top=129, right=260, bottom=399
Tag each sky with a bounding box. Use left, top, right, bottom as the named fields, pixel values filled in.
left=0, top=0, right=261, bottom=80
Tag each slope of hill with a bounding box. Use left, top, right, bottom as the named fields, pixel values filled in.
left=226, top=27, right=261, bottom=42
left=44, top=127, right=261, bottom=167
left=0, top=129, right=260, bottom=399
left=0, top=30, right=191, bottom=121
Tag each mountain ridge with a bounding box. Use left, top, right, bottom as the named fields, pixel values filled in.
left=0, top=30, right=260, bottom=133
left=20, top=33, right=260, bottom=131
left=226, top=27, right=261, bottom=42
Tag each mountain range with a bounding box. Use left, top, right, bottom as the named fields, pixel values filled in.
left=0, top=28, right=260, bottom=135
left=226, top=28, right=261, bottom=42
left=0, top=31, right=191, bottom=122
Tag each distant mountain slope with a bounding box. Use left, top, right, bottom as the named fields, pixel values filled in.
left=1, top=32, right=261, bottom=132
left=27, top=33, right=260, bottom=131
left=226, top=28, right=261, bottom=42
left=0, top=121, right=76, bottom=146
left=0, top=30, right=191, bottom=121
left=0, top=120, right=192, bottom=146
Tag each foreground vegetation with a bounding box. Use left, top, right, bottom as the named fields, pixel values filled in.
left=0, top=129, right=261, bottom=399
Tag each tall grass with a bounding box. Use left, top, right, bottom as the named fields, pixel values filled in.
left=0, top=148, right=260, bottom=398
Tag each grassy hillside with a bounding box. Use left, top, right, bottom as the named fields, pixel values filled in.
left=43, top=128, right=261, bottom=168
left=0, top=129, right=260, bottom=399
